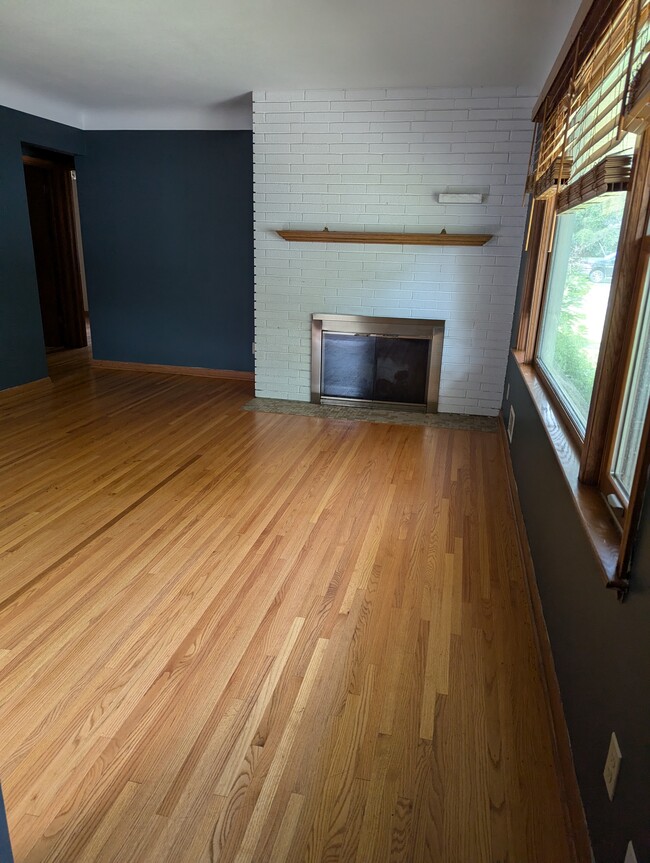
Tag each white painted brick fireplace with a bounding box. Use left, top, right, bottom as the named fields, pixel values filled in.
left=252, top=87, right=535, bottom=415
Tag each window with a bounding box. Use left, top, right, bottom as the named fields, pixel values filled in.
left=536, top=194, right=627, bottom=435
left=514, top=0, right=650, bottom=593
left=610, top=264, right=650, bottom=499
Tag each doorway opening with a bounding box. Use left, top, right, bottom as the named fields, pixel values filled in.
left=22, top=145, right=90, bottom=370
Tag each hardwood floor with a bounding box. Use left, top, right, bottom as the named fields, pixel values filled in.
left=0, top=350, right=575, bottom=862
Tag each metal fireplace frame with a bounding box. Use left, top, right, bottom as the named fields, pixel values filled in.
left=311, top=313, right=445, bottom=413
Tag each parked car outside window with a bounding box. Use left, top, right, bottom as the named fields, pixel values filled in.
left=587, top=252, right=617, bottom=283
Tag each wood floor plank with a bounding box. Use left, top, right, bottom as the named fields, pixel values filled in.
left=232, top=638, right=329, bottom=863
left=268, top=792, right=304, bottom=863
left=0, top=349, right=577, bottom=862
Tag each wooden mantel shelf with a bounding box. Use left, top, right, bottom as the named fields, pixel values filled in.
left=276, top=229, right=493, bottom=246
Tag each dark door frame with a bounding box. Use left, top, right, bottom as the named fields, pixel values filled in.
left=22, top=152, right=87, bottom=350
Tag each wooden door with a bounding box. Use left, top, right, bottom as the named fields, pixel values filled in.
left=23, top=156, right=87, bottom=350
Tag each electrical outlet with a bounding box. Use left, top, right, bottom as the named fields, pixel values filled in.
left=505, top=382, right=510, bottom=401
left=604, top=732, right=622, bottom=801
left=252, top=341, right=256, bottom=356
left=624, top=841, right=638, bottom=863
left=507, top=405, right=515, bottom=442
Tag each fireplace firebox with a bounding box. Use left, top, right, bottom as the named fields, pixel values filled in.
left=311, top=314, right=444, bottom=413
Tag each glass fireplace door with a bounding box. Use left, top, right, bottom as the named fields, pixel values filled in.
left=321, top=333, right=430, bottom=407
left=321, top=333, right=376, bottom=400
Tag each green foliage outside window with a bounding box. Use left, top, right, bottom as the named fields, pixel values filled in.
left=538, top=194, right=626, bottom=429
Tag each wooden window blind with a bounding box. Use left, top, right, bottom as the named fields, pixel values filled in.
left=567, top=2, right=641, bottom=181
left=530, top=0, right=647, bottom=198
left=535, top=99, right=570, bottom=185
left=623, top=0, right=650, bottom=129
left=556, top=153, right=633, bottom=211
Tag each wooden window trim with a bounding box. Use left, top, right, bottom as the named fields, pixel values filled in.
left=514, top=132, right=650, bottom=597
left=533, top=358, right=587, bottom=450
left=580, top=131, right=650, bottom=482
left=520, top=135, right=650, bottom=465
left=516, top=198, right=544, bottom=354
left=600, top=239, right=650, bottom=489
left=522, top=196, right=608, bottom=452
left=617, top=370, right=650, bottom=578
left=513, top=344, right=640, bottom=593
left=516, top=200, right=556, bottom=362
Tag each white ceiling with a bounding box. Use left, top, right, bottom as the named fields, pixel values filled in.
left=0, top=0, right=582, bottom=130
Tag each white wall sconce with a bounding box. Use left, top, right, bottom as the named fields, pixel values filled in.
left=436, top=193, right=484, bottom=204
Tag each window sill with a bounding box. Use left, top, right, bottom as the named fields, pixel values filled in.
left=511, top=349, right=620, bottom=583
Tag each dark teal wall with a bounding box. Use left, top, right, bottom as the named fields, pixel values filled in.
left=0, top=784, right=12, bottom=862
left=0, top=106, right=84, bottom=390
left=77, top=131, right=254, bottom=372
left=503, top=247, right=650, bottom=862
left=0, top=112, right=254, bottom=392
